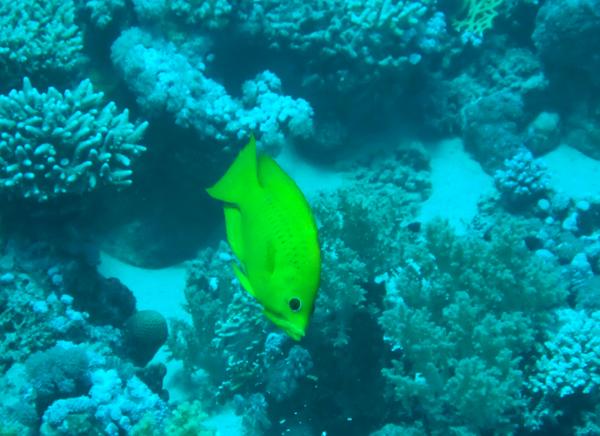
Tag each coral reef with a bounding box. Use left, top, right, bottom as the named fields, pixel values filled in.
left=494, top=150, right=550, bottom=211
left=0, top=78, right=148, bottom=202
left=41, top=368, right=168, bottom=435
left=237, top=0, right=449, bottom=93
left=527, top=309, right=600, bottom=429
left=0, top=0, right=84, bottom=89
left=123, top=310, right=169, bottom=367
left=378, top=220, right=566, bottom=433
left=111, top=28, right=313, bottom=155
left=533, top=0, right=600, bottom=84
left=1, top=0, right=600, bottom=433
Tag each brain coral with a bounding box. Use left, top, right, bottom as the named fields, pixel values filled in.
left=124, top=310, right=169, bottom=366
left=0, top=78, right=148, bottom=202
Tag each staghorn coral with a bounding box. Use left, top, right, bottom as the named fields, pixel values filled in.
left=84, top=0, right=126, bottom=28
left=0, top=0, right=84, bottom=89
left=0, top=78, right=148, bottom=202
left=168, top=0, right=232, bottom=27
left=130, top=0, right=232, bottom=28
left=237, top=0, right=448, bottom=93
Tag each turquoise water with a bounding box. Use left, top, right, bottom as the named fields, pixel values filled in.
left=1, top=0, right=599, bottom=434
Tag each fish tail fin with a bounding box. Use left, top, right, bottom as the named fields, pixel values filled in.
left=206, top=134, right=258, bottom=204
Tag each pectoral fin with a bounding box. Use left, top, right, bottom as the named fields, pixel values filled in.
left=232, top=262, right=256, bottom=298
left=224, top=206, right=244, bottom=260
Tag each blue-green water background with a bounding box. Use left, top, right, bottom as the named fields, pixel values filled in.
left=1, top=0, right=599, bottom=435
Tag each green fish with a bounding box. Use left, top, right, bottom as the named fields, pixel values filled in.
left=207, top=135, right=321, bottom=340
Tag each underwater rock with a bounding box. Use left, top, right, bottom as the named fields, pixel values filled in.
left=461, top=90, right=526, bottom=172
left=135, top=363, right=169, bottom=401
left=533, top=0, right=600, bottom=84
left=525, top=112, right=561, bottom=156
left=563, top=100, right=600, bottom=160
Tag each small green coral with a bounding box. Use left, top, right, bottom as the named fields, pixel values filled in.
left=453, top=0, right=504, bottom=35
left=132, top=401, right=214, bottom=436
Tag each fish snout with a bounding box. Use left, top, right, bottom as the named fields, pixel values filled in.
left=263, top=309, right=306, bottom=341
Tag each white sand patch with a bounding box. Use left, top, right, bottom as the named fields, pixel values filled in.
left=98, top=252, right=191, bottom=402
left=277, top=144, right=347, bottom=196
left=418, top=138, right=495, bottom=233
left=98, top=251, right=189, bottom=321
left=204, top=407, right=244, bottom=435
left=539, top=145, right=600, bottom=200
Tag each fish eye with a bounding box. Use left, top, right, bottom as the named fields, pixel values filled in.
left=289, top=297, right=302, bottom=312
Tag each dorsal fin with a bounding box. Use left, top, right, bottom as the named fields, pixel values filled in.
left=206, top=134, right=259, bottom=205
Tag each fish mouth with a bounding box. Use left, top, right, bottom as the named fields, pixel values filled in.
left=263, top=310, right=305, bottom=341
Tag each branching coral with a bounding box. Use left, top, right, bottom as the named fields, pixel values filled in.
left=168, top=242, right=316, bottom=414
left=111, top=28, right=313, bottom=154
left=313, top=230, right=368, bottom=348
left=237, top=0, right=446, bottom=91
left=526, top=309, right=600, bottom=429
left=0, top=271, right=89, bottom=373
left=84, top=0, right=126, bottom=28
left=307, top=144, right=430, bottom=348
left=167, top=243, right=269, bottom=399
left=25, top=343, right=90, bottom=413
left=0, top=0, right=84, bottom=88
left=168, top=0, right=232, bottom=27
left=0, top=78, right=148, bottom=201
left=42, top=369, right=168, bottom=435
left=378, top=220, right=566, bottom=433
left=494, top=149, right=550, bottom=211
left=131, top=400, right=215, bottom=436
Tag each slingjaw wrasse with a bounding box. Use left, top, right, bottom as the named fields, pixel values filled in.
left=206, top=135, right=321, bottom=340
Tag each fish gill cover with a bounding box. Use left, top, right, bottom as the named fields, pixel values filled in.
left=0, top=0, right=599, bottom=435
